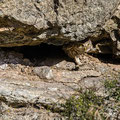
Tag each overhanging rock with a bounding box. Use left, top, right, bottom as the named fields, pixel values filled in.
left=0, top=0, right=120, bottom=46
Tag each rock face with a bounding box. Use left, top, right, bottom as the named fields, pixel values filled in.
left=0, top=45, right=119, bottom=119
left=0, top=1, right=120, bottom=119
left=0, top=0, right=120, bottom=46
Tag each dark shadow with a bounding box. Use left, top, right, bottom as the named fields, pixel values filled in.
left=0, top=43, right=73, bottom=67
left=1, top=43, right=120, bottom=68
left=91, top=53, right=120, bottom=65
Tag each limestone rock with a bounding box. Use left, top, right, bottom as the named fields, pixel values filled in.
left=33, top=66, right=54, bottom=79
left=0, top=0, right=119, bottom=46
left=55, top=60, right=76, bottom=70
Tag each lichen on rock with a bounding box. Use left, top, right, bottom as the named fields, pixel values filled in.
left=0, top=0, right=120, bottom=46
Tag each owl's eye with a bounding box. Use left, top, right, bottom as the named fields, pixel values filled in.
left=79, top=45, right=83, bottom=48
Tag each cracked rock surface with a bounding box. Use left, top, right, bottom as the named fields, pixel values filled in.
left=0, top=46, right=119, bottom=119
left=0, top=0, right=120, bottom=119
left=0, top=0, right=120, bottom=46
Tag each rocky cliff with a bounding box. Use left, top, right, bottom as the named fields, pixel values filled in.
left=0, top=1, right=120, bottom=119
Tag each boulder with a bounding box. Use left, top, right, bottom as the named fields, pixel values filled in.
left=0, top=0, right=120, bottom=46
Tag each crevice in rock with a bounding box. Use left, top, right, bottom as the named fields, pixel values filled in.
left=53, top=0, right=60, bottom=15
left=1, top=42, right=119, bottom=68
left=92, top=53, right=120, bottom=64
left=0, top=43, right=72, bottom=67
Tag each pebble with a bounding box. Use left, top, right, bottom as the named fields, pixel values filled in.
left=55, top=60, right=75, bottom=70
left=33, top=66, right=54, bottom=79
left=0, top=64, right=8, bottom=70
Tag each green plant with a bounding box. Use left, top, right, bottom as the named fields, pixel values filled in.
left=104, top=79, right=120, bottom=101
left=62, top=90, right=104, bottom=120
left=60, top=79, right=120, bottom=120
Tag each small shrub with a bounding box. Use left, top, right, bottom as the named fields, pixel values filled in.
left=104, top=79, right=120, bottom=101
left=61, top=90, right=104, bottom=120
left=61, top=79, right=120, bottom=120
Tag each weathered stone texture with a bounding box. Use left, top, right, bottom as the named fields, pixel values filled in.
left=0, top=0, right=120, bottom=46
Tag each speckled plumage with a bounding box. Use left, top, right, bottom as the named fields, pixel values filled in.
left=63, top=40, right=94, bottom=65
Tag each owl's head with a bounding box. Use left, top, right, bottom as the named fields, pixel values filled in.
left=83, top=40, right=93, bottom=53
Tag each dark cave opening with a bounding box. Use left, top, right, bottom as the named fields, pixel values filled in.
left=0, top=43, right=72, bottom=66
left=21, top=44, right=66, bottom=59
left=1, top=43, right=120, bottom=67
left=90, top=53, right=120, bottom=64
